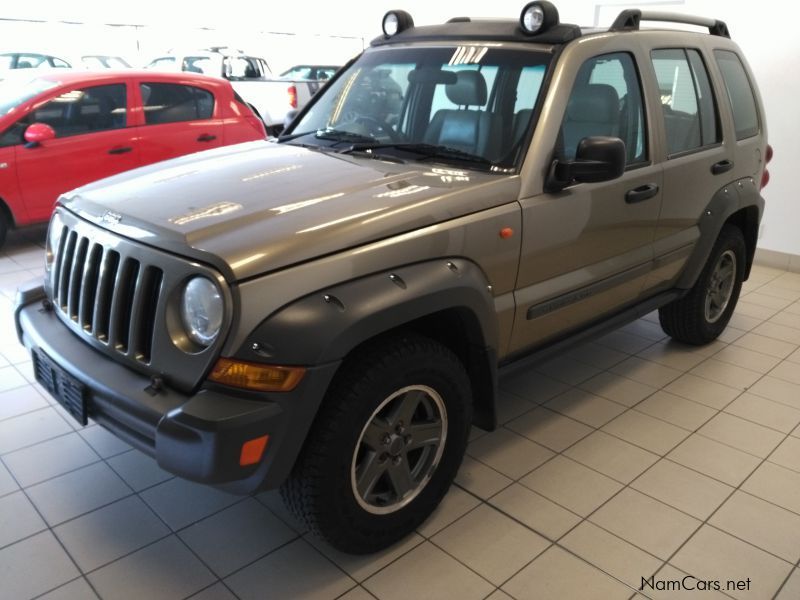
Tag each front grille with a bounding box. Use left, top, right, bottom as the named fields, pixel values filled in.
left=51, top=224, right=164, bottom=364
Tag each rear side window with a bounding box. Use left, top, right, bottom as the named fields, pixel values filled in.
left=651, top=49, right=719, bottom=156
left=714, top=50, right=759, bottom=140
left=140, top=83, right=214, bottom=125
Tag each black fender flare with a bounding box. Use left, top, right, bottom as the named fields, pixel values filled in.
left=234, top=258, right=499, bottom=368
left=676, top=177, right=764, bottom=289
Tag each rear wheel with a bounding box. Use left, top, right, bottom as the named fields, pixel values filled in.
left=281, top=333, right=472, bottom=553
left=659, top=224, right=746, bottom=344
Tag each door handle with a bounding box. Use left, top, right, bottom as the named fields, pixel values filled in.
left=108, top=146, right=132, bottom=155
left=625, top=183, right=659, bottom=204
left=197, top=134, right=217, bottom=142
left=711, top=159, right=734, bottom=175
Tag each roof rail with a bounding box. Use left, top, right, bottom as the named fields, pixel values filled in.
left=610, top=9, right=730, bottom=38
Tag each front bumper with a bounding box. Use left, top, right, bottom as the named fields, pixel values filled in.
left=15, top=282, right=339, bottom=494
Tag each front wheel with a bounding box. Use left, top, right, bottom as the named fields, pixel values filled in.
left=659, top=224, right=746, bottom=344
left=281, top=333, right=472, bottom=553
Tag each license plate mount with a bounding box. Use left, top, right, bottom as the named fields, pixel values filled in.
left=33, top=349, right=88, bottom=426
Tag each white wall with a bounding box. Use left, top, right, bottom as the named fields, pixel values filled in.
left=2, top=0, right=798, bottom=253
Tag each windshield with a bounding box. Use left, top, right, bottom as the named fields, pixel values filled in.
left=283, top=45, right=550, bottom=171
left=0, top=76, right=59, bottom=116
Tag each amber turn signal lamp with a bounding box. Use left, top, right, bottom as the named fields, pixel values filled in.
left=209, top=358, right=305, bottom=392
left=240, top=435, right=269, bottom=466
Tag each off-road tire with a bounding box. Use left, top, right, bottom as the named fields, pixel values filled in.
left=281, top=332, right=472, bottom=554
left=659, top=224, right=746, bottom=344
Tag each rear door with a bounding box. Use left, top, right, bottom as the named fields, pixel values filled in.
left=510, top=51, right=663, bottom=353
left=13, top=81, right=138, bottom=221
left=135, top=80, right=224, bottom=165
left=643, top=47, right=728, bottom=290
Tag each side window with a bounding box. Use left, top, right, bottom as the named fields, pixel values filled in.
left=226, top=57, right=262, bottom=80
left=714, top=50, right=759, bottom=140
left=2, top=84, right=127, bottom=144
left=560, top=52, right=646, bottom=165
left=651, top=49, right=719, bottom=156
left=183, top=56, right=216, bottom=76
left=140, top=83, right=215, bottom=125
left=50, top=57, right=71, bottom=68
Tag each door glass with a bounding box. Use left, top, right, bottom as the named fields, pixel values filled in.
left=225, top=57, right=262, bottom=80
left=651, top=48, right=719, bottom=155
left=4, top=84, right=127, bottom=143
left=560, top=52, right=646, bottom=165
left=140, top=83, right=214, bottom=124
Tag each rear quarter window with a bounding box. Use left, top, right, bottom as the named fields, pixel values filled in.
left=714, top=50, right=759, bottom=140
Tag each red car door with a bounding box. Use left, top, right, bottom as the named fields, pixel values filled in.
left=135, top=80, right=224, bottom=165
left=14, top=82, right=139, bottom=222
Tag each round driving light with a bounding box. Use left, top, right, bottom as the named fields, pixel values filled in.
left=383, top=13, right=399, bottom=36
left=382, top=10, right=414, bottom=37
left=522, top=4, right=545, bottom=33
left=181, top=276, right=223, bottom=347
left=519, top=1, right=560, bottom=35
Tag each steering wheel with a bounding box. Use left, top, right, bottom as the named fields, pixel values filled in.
left=347, top=115, right=402, bottom=142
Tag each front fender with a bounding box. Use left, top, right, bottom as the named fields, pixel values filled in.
left=233, top=258, right=498, bottom=366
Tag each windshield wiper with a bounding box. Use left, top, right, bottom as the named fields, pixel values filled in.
left=340, top=142, right=494, bottom=168
left=313, top=129, right=376, bottom=144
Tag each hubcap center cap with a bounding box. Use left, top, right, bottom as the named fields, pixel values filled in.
left=388, top=435, right=405, bottom=456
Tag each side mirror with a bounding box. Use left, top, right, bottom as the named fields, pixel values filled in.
left=547, top=136, right=626, bottom=192
left=24, top=123, right=56, bottom=148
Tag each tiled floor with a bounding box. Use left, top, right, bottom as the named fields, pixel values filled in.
left=1, top=227, right=800, bottom=600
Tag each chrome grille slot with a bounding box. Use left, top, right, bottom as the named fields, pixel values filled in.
left=109, top=258, right=140, bottom=353
left=56, top=230, right=78, bottom=310
left=92, top=249, right=120, bottom=342
left=67, top=237, right=89, bottom=321
left=78, top=243, right=103, bottom=331
left=130, top=266, right=163, bottom=362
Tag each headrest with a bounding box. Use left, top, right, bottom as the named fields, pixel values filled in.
left=566, top=84, right=619, bottom=123
left=445, top=70, right=487, bottom=106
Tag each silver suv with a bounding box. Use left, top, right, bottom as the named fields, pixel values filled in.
left=15, top=2, right=770, bottom=553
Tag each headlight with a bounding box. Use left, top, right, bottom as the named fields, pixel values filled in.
left=181, top=276, right=223, bottom=347
left=45, top=212, right=63, bottom=275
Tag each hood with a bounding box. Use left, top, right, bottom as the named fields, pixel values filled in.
left=64, top=141, right=520, bottom=280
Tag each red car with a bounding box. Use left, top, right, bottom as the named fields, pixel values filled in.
left=0, top=70, right=266, bottom=246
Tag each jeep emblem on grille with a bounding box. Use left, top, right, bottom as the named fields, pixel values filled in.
left=102, top=211, right=122, bottom=225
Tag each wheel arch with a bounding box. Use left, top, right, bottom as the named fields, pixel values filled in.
left=233, top=258, right=500, bottom=431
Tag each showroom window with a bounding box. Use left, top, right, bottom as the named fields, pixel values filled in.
left=0, top=84, right=127, bottom=146
left=714, top=49, right=760, bottom=140
left=140, top=83, right=214, bottom=125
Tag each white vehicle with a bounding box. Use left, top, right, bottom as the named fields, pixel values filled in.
left=145, top=48, right=319, bottom=135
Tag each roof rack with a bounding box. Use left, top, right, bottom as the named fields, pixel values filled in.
left=610, top=9, right=730, bottom=38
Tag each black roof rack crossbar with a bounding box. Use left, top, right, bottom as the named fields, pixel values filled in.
left=610, top=9, right=730, bottom=38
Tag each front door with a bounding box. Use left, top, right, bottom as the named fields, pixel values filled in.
left=509, top=51, right=663, bottom=354
left=14, top=83, right=139, bottom=221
